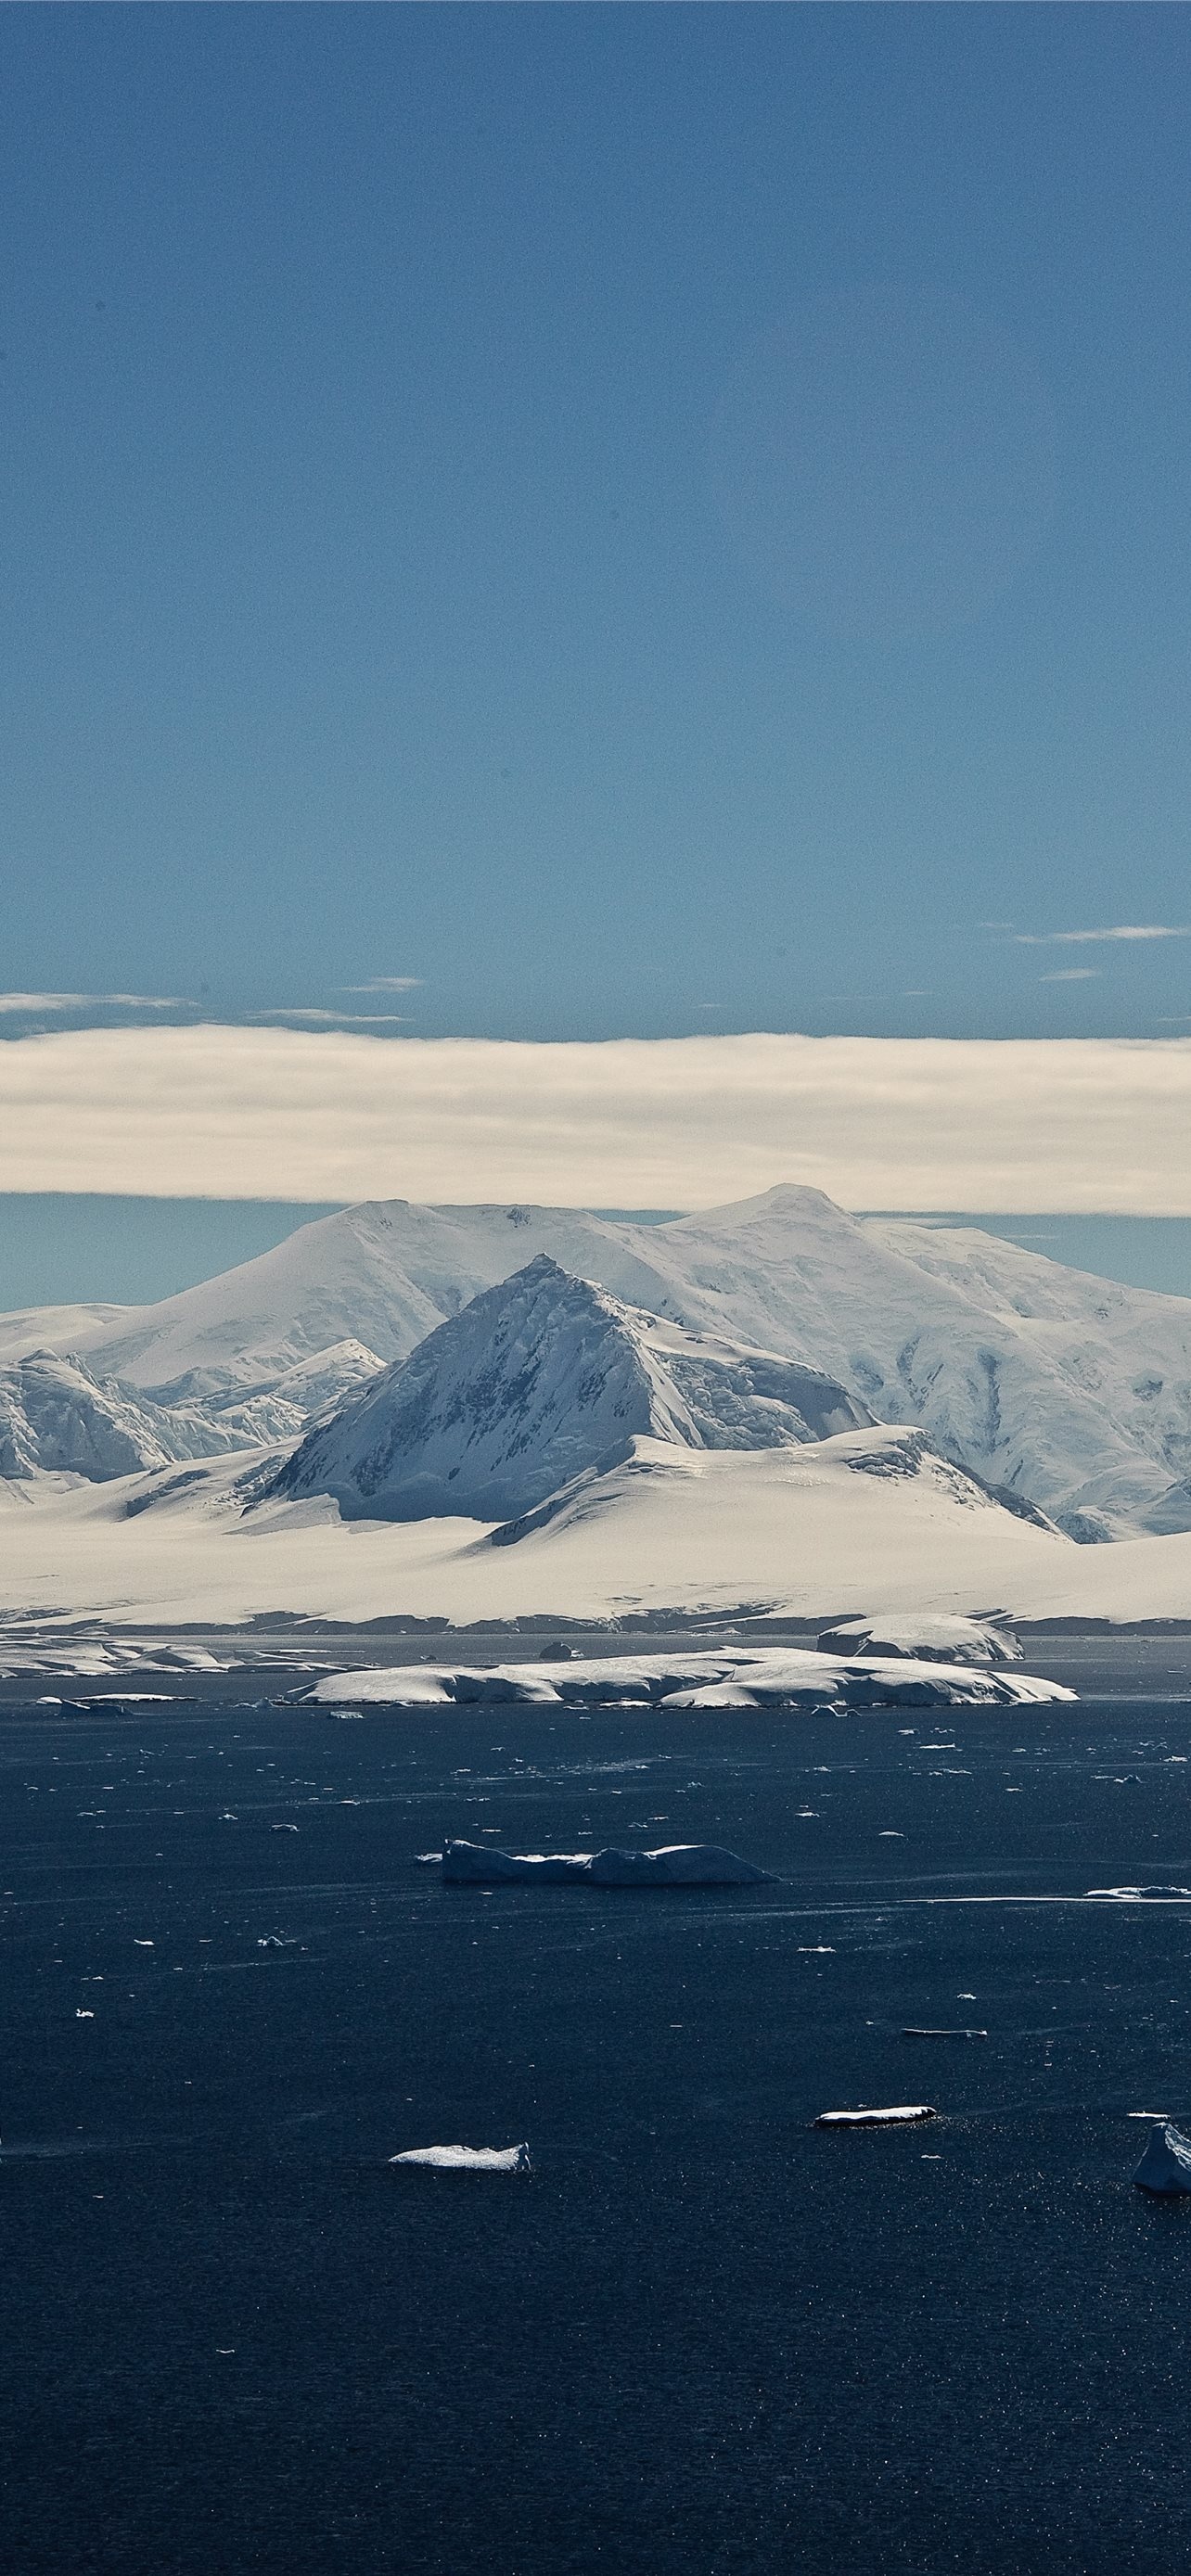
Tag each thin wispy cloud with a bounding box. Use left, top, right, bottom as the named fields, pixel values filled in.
left=1039, top=968, right=1101, bottom=983
left=0, top=993, right=416, bottom=1035
left=0, top=989, right=192, bottom=1014
left=256, top=1008, right=410, bottom=1026
left=1012, top=925, right=1191, bottom=947
left=339, top=977, right=423, bottom=994
left=4, top=1027, right=1191, bottom=1214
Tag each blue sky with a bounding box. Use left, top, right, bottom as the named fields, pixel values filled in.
left=4, top=4, right=1190, bottom=1051
left=4, top=7, right=1191, bottom=1307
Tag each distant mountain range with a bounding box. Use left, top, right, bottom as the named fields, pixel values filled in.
left=3, top=1183, right=1191, bottom=1541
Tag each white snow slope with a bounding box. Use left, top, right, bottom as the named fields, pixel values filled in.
left=0, top=1423, right=1076, bottom=1631
left=6, top=1184, right=1191, bottom=1537
left=270, top=1254, right=869, bottom=1524
left=8, top=1411, right=1191, bottom=1634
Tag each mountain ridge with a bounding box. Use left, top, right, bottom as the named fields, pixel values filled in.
left=4, top=1185, right=1191, bottom=1537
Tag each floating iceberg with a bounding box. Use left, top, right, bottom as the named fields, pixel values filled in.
left=390, top=2142, right=531, bottom=2172
left=441, top=1838, right=771, bottom=1886
left=1084, top=1885, right=1191, bottom=1902
left=814, top=2104, right=937, bottom=2129
left=1132, top=2122, right=1191, bottom=2194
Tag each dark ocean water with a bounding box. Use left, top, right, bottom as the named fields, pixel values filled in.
left=4, top=1696, right=1191, bottom=2574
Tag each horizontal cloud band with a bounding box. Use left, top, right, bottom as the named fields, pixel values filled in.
left=1, top=1025, right=1189, bottom=1213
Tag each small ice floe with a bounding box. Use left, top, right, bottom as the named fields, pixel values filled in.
left=814, top=2104, right=937, bottom=2129
left=441, top=1839, right=771, bottom=1886
left=903, top=2026, right=987, bottom=2040
left=271, top=1824, right=299, bottom=1833
left=1084, top=1885, right=1191, bottom=1902
left=389, top=2142, right=531, bottom=2173
left=414, top=1852, right=442, bottom=1866
left=75, top=2009, right=94, bottom=2020
left=1133, top=2121, right=1191, bottom=2195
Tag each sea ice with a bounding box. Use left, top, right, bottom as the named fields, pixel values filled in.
left=903, top=2026, right=987, bottom=2039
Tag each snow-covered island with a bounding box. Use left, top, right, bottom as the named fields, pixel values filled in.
left=301, top=1648, right=1073, bottom=1710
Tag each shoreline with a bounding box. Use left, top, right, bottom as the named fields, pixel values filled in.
left=4, top=1618, right=1191, bottom=1702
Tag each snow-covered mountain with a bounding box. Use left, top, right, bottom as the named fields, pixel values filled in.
left=0, top=1336, right=383, bottom=1486
left=0, top=1352, right=179, bottom=1480
left=269, top=1255, right=870, bottom=1524
left=6, top=1183, right=1191, bottom=1537
left=0, top=1350, right=268, bottom=1480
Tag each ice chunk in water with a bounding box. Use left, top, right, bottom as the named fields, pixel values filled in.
left=1132, top=2122, right=1191, bottom=2195
left=390, top=2142, right=531, bottom=2173
left=814, top=2105, right=937, bottom=2129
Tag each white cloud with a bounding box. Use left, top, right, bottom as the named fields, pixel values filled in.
left=2, top=1026, right=1191, bottom=1214
left=1039, top=968, right=1101, bottom=983
left=0, top=990, right=191, bottom=1014
left=1012, top=925, right=1191, bottom=946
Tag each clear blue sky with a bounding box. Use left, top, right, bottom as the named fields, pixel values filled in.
left=4, top=4, right=1191, bottom=1050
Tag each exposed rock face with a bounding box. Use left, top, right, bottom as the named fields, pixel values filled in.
left=267, top=1256, right=868, bottom=1524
